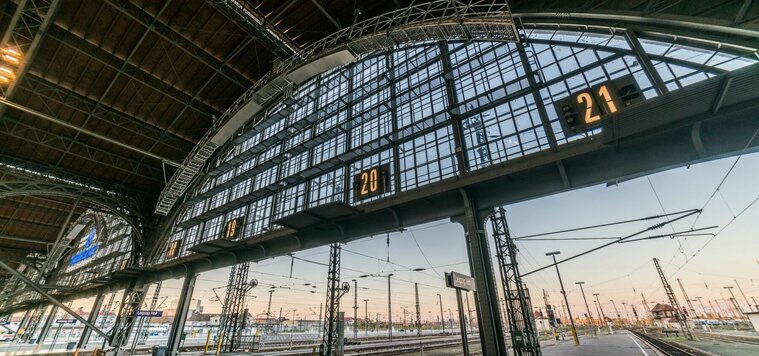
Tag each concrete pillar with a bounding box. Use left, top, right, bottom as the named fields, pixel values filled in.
left=36, top=306, right=58, bottom=344
left=77, top=291, right=105, bottom=349
left=452, top=189, right=508, bottom=355
left=167, top=267, right=197, bottom=355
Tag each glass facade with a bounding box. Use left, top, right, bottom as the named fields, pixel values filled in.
left=154, top=28, right=757, bottom=265
left=55, top=211, right=133, bottom=287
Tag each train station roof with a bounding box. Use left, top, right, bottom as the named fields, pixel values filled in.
left=0, top=0, right=757, bottom=277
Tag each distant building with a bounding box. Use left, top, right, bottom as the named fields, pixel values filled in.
left=532, top=311, right=552, bottom=333
left=186, top=313, right=221, bottom=326
left=651, top=303, right=677, bottom=329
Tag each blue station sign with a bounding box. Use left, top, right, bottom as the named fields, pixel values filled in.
left=134, top=310, right=163, bottom=317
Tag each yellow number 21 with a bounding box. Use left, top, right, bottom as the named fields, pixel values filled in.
left=577, top=92, right=600, bottom=124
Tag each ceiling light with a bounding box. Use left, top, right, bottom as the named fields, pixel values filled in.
left=2, top=54, right=20, bottom=65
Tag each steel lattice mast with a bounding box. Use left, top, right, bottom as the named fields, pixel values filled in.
left=321, top=243, right=342, bottom=355
left=491, top=207, right=541, bottom=356
left=676, top=279, right=697, bottom=319
left=219, top=262, right=252, bottom=351
left=653, top=258, right=693, bottom=339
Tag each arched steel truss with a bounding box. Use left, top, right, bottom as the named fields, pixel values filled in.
left=155, top=0, right=520, bottom=215
left=0, top=180, right=145, bottom=247
left=148, top=17, right=758, bottom=266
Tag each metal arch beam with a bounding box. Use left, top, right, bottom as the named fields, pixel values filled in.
left=0, top=181, right=145, bottom=244
left=0, top=97, right=184, bottom=169
left=208, top=0, right=298, bottom=58
left=512, top=12, right=759, bottom=45
left=0, top=153, right=150, bottom=199
left=103, top=0, right=253, bottom=90
left=155, top=0, right=519, bottom=214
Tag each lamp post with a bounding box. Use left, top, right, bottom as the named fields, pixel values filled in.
left=694, top=297, right=707, bottom=318
left=266, top=290, right=274, bottom=320
left=575, top=282, right=594, bottom=328
left=610, top=299, right=621, bottom=325
left=724, top=286, right=747, bottom=323
left=437, top=293, right=445, bottom=334
left=364, top=299, right=369, bottom=337
left=352, top=279, right=358, bottom=340
left=360, top=273, right=394, bottom=341
left=547, top=251, right=579, bottom=346
left=387, top=274, right=393, bottom=341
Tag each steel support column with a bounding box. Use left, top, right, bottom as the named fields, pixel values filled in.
left=12, top=309, right=30, bottom=342
left=36, top=305, right=57, bottom=344
left=453, top=189, right=508, bottom=355
left=167, top=267, right=197, bottom=355
left=20, top=305, right=46, bottom=342
left=110, top=278, right=148, bottom=348
left=76, top=291, right=105, bottom=349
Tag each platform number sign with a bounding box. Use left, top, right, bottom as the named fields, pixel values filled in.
left=223, top=217, right=244, bottom=240
left=555, top=74, right=643, bottom=135
left=166, top=239, right=182, bottom=259
left=354, top=164, right=390, bottom=200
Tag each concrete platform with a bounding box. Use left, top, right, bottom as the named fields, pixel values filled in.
left=542, top=331, right=657, bottom=356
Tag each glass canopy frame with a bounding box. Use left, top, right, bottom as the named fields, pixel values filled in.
left=152, top=25, right=757, bottom=266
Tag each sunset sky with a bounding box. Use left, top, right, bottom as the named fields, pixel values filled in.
left=59, top=151, right=759, bottom=325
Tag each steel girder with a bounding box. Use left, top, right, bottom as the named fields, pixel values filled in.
left=103, top=0, right=253, bottom=90
left=0, top=153, right=149, bottom=200
left=208, top=0, right=298, bottom=59
left=44, top=24, right=223, bottom=117
left=0, top=180, right=145, bottom=243
left=49, top=1, right=177, bottom=171
left=122, top=36, right=257, bottom=187
left=19, top=75, right=194, bottom=152
left=0, top=115, right=164, bottom=183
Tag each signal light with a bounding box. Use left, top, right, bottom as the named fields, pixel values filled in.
left=562, top=105, right=577, bottom=127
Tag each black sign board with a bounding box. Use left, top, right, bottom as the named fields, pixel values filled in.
left=554, top=74, right=643, bottom=135
left=56, top=319, right=77, bottom=324
left=222, top=217, right=245, bottom=240
left=354, top=164, right=391, bottom=200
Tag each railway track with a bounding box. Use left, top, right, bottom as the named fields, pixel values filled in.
left=629, top=330, right=704, bottom=356
left=694, top=332, right=759, bottom=346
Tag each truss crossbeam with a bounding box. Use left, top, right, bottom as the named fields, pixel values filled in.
left=208, top=0, right=298, bottom=58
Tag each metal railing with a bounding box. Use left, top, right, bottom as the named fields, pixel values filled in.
left=155, top=0, right=518, bottom=215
